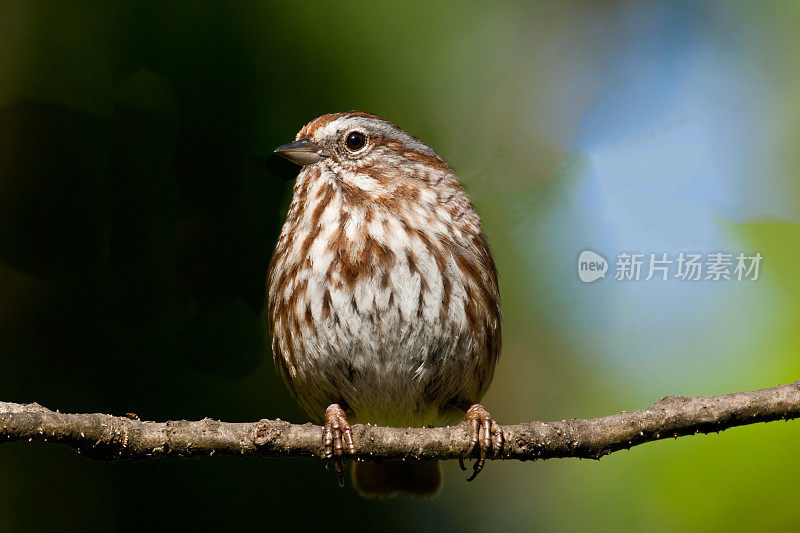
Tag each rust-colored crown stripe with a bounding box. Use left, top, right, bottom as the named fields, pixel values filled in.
left=297, top=111, right=384, bottom=139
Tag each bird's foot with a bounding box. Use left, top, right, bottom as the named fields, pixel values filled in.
left=323, top=403, right=355, bottom=486
left=460, top=404, right=504, bottom=481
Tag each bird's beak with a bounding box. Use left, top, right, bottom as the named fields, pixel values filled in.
left=273, top=137, right=325, bottom=165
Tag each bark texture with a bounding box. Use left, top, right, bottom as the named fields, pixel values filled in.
left=1, top=382, right=798, bottom=462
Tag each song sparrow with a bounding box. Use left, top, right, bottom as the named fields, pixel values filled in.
left=268, top=111, right=503, bottom=496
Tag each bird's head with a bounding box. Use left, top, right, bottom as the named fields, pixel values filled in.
left=274, top=111, right=453, bottom=198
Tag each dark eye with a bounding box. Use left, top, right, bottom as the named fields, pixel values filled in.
left=345, top=131, right=367, bottom=151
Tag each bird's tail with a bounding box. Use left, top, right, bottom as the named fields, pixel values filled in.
left=352, top=460, right=441, bottom=498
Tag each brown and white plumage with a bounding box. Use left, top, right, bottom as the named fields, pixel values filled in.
left=268, top=111, right=502, bottom=496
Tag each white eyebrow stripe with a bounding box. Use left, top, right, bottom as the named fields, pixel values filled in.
left=313, top=116, right=439, bottom=158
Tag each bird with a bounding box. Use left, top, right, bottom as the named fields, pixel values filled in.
left=268, top=111, right=503, bottom=497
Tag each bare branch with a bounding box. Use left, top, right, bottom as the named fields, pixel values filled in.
left=1, top=382, right=799, bottom=462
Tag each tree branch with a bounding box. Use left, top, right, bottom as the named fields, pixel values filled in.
left=2, top=382, right=799, bottom=462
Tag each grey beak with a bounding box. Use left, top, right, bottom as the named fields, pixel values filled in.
left=273, top=137, right=325, bottom=165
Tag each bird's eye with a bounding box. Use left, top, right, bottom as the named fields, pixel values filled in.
left=344, top=131, right=367, bottom=152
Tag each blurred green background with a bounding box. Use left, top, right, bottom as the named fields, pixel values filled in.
left=1, top=1, right=799, bottom=531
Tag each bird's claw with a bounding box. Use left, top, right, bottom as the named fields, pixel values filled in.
left=323, top=403, right=355, bottom=485
left=464, top=404, right=503, bottom=481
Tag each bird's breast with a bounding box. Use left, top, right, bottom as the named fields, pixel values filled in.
left=268, top=182, right=498, bottom=426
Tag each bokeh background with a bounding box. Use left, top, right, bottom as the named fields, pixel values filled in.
left=1, top=1, right=799, bottom=531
